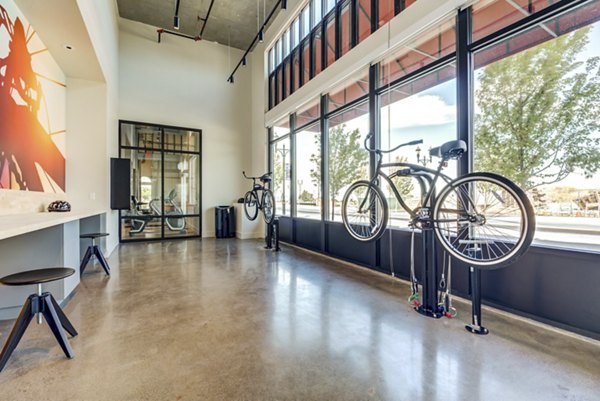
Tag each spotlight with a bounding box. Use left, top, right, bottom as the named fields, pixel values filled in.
left=281, top=0, right=287, bottom=9
left=174, top=0, right=181, bottom=30
left=242, top=57, right=247, bottom=66
left=228, top=76, right=235, bottom=84
left=258, top=29, right=264, bottom=43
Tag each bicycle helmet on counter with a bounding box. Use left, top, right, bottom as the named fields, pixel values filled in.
left=48, top=200, right=71, bottom=212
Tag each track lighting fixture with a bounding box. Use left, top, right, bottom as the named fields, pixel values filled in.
left=174, top=0, right=181, bottom=30
left=227, top=0, right=288, bottom=83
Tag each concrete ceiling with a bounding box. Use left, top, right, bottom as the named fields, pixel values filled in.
left=117, top=0, right=282, bottom=50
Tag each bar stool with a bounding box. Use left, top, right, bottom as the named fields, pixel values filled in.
left=80, top=233, right=110, bottom=276
left=0, top=268, right=78, bottom=372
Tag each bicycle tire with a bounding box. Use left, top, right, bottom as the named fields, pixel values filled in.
left=262, top=189, right=276, bottom=224
left=433, top=172, right=535, bottom=269
left=341, top=180, right=389, bottom=242
left=244, top=191, right=259, bottom=221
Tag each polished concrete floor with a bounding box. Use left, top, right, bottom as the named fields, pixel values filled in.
left=0, top=239, right=599, bottom=400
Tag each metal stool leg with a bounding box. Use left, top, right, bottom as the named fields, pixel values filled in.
left=79, top=246, right=93, bottom=276
left=93, top=246, right=111, bottom=276
left=42, top=294, right=74, bottom=359
left=0, top=296, right=35, bottom=372
left=49, top=295, right=78, bottom=337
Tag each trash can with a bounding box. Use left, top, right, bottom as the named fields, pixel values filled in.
left=215, top=206, right=235, bottom=238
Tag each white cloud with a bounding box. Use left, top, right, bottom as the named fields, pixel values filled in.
left=381, top=94, right=455, bottom=128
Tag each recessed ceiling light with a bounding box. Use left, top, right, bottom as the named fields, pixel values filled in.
left=63, top=44, right=74, bottom=51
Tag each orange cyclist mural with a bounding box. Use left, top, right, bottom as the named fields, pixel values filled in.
left=0, top=2, right=66, bottom=193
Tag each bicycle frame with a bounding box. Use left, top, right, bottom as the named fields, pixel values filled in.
left=243, top=172, right=271, bottom=211
left=369, top=152, right=454, bottom=221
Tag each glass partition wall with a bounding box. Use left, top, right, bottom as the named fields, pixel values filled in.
left=119, top=121, right=202, bottom=242
left=268, top=0, right=600, bottom=253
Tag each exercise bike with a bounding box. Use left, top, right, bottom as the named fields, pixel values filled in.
left=127, top=190, right=186, bottom=235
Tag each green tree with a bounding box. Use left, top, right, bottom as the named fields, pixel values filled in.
left=310, top=125, right=369, bottom=219
left=474, top=28, right=600, bottom=190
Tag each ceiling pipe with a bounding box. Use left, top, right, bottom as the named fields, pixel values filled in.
left=227, top=0, right=285, bottom=83
left=157, top=28, right=201, bottom=43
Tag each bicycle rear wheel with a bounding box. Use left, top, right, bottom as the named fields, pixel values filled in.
left=262, top=189, right=276, bottom=224
left=341, top=180, right=388, bottom=242
left=433, top=172, right=535, bottom=269
left=244, top=191, right=259, bottom=221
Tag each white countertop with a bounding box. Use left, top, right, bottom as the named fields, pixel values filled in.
left=0, top=209, right=108, bottom=241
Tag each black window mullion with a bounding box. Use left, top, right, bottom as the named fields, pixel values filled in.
left=395, top=0, right=402, bottom=15
left=335, top=3, right=341, bottom=60
left=320, top=94, right=328, bottom=250
left=321, top=20, right=327, bottom=72
left=351, top=0, right=358, bottom=48
left=160, top=127, right=165, bottom=240
left=290, top=114, right=297, bottom=217
left=310, top=30, right=316, bottom=78
left=371, top=0, right=377, bottom=33
left=368, top=63, right=380, bottom=268
left=457, top=9, right=472, bottom=177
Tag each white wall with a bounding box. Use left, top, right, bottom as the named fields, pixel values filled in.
left=77, top=0, right=120, bottom=254
left=119, top=20, right=253, bottom=237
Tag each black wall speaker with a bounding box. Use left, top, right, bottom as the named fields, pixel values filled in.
left=110, top=158, right=131, bottom=210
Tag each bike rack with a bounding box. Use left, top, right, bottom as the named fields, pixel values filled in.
left=265, top=217, right=281, bottom=252
left=415, top=218, right=445, bottom=319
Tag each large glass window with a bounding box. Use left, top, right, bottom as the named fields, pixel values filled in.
left=296, top=122, right=322, bottom=219
left=302, top=38, right=311, bottom=84
left=312, top=0, right=322, bottom=28
left=327, top=69, right=369, bottom=113
left=327, top=101, right=370, bottom=221
left=272, top=116, right=290, bottom=140
left=357, top=0, right=371, bottom=43
left=119, top=122, right=201, bottom=241
left=339, top=1, right=352, bottom=57
left=380, top=65, right=457, bottom=227
left=302, top=6, right=311, bottom=39
left=313, top=26, right=323, bottom=76
left=272, top=137, right=291, bottom=216
left=379, top=0, right=395, bottom=28
left=292, top=49, right=300, bottom=93
left=472, top=0, right=555, bottom=42
left=473, top=3, right=600, bottom=252
left=379, top=16, right=456, bottom=87
left=325, top=15, right=336, bottom=68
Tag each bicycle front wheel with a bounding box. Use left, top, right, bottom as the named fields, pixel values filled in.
left=244, top=191, right=259, bottom=221
left=342, top=180, right=388, bottom=242
left=262, top=189, right=276, bottom=224
left=433, top=172, right=535, bottom=269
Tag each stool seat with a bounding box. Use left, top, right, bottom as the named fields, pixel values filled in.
left=0, top=268, right=75, bottom=286
left=80, top=233, right=109, bottom=239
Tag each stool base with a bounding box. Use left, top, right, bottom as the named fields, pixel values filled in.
left=0, top=292, right=77, bottom=372
left=80, top=245, right=110, bottom=276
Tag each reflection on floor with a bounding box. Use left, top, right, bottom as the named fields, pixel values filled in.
left=0, top=239, right=598, bottom=400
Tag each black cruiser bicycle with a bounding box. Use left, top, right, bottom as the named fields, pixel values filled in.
left=243, top=171, right=276, bottom=224
left=341, top=134, right=535, bottom=268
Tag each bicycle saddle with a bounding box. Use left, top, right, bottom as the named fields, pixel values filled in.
left=259, top=173, right=272, bottom=183
left=430, top=140, right=467, bottom=159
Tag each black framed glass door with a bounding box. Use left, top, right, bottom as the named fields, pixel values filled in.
left=119, top=120, right=202, bottom=242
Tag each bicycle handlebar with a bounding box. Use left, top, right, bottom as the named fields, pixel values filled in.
left=242, top=171, right=272, bottom=180
left=363, top=133, right=423, bottom=154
